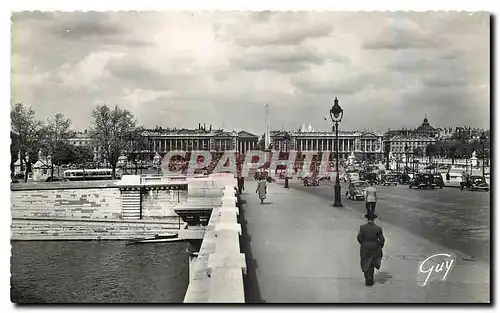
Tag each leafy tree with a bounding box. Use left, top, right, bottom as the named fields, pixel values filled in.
left=10, top=131, right=20, bottom=179
left=89, top=105, right=136, bottom=179
left=10, top=103, right=45, bottom=182
left=41, top=113, right=74, bottom=177
left=413, top=147, right=424, bottom=158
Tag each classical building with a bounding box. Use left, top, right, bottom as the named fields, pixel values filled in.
left=386, top=117, right=439, bottom=139
left=385, top=135, right=437, bottom=158
left=133, top=124, right=259, bottom=160
left=384, top=117, right=440, bottom=160
left=270, top=124, right=385, bottom=162
left=69, top=130, right=92, bottom=147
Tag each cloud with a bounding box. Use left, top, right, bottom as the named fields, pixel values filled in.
left=216, top=12, right=334, bottom=47
left=10, top=11, right=490, bottom=133
left=104, top=55, right=196, bottom=91
left=363, top=17, right=449, bottom=50
left=231, top=46, right=332, bottom=73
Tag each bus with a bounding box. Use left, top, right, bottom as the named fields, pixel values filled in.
left=63, top=169, right=115, bottom=181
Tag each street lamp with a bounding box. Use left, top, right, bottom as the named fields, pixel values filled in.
left=384, top=138, right=390, bottom=170
left=480, top=132, right=487, bottom=177
left=283, top=132, right=291, bottom=188
left=404, top=144, right=409, bottom=174
left=330, top=97, right=344, bottom=207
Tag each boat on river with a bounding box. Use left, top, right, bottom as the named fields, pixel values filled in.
left=126, top=233, right=183, bottom=245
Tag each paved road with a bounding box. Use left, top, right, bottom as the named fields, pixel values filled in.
left=284, top=180, right=490, bottom=263
left=241, top=180, right=489, bottom=303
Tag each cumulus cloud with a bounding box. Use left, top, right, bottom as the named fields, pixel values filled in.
left=363, top=16, right=449, bottom=50
left=10, top=11, right=490, bottom=134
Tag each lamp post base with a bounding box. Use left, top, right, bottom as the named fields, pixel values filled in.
left=284, top=177, right=289, bottom=188
left=333, top=177, right=343, bottom=207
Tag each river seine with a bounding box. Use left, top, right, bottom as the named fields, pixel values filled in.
left=11, top=241, right=189, bottom=303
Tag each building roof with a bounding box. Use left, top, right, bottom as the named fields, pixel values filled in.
left=271, top=129, right=383, bottom=137
left=415, top=117, right=436, bottom=133
left=390, top=134, right=436, bottom=141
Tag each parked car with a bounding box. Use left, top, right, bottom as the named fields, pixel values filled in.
left=433, top=174, right=444, bottom=189
left=460, top=175, right=489, bottom=191
left=362, top=172, right=379, bottom=185
left=381, top=174, right=398, bottom=186
left=409, top=173, right=436, bottom=189
left=303, top=176, right=319, bottom=186
left=346, top=180, right=369, bottom=201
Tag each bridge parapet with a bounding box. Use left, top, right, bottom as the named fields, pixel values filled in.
left=182, top=183, right=246, bottom=303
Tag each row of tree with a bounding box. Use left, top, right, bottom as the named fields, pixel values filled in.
left=11, top=103, right=138, bottom=180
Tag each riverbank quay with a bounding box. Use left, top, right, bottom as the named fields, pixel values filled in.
left=240, top=179, right=490, bottom=303
left=10, top=176, right=189, bottom=240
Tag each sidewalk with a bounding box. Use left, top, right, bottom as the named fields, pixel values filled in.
left=240, top=180, right=490, bottom=303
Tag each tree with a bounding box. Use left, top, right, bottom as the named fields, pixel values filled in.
left=10, top=131, right=20, bottom=179
left=72, top=145, right=95, bottom=166
left=89, top=105, right=136, bottom=179
left=425, top=144, right=437, bottom=164
left=413, top=147, right=424, bottom=158
left=10, top=103, right=45, bottom=182
left=41, top=113, right=74, bottom=177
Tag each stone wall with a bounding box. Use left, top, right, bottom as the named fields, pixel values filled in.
left=11, top=188, right=123, bottom=220
left=11, top=218, right=181, bottom=240
left=142, top=189, right=188, bottom=219
left=11, top=184, right=187, bottom=240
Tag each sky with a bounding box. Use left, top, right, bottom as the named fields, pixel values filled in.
left=11, top=11, right=490, bottom=135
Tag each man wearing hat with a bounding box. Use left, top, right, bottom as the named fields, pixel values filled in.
left=357, top=212, right=385, bottom=286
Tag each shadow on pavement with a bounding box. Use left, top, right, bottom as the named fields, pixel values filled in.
left=374, top=271, right=393, bottom=285
left=238, top=193, right=266, bottom=303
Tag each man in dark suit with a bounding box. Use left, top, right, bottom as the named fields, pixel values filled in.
left=357, top=212, right=385, bottom=286
left=237, top=175, right=245, bottom=195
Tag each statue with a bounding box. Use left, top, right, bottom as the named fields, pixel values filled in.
left=472, top=150, right=477, bottom=159
left=153, top=152, right=162, bottom=165
left=347, top=151, right=356, bottom=165
left=38, top=149, right=43, bottom=161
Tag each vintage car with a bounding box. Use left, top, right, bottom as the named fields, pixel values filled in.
left=433, top=174, right=444, bottom=189
left=346, top=180, right=369, bottom=201
left=266, top=176, right=276, bottom=183
left=409, top=173, right=436, bottom=189
left=381, top=174, right=398, bottom=186
left=460, top=175, right=489, bottom=191
left=303, top=176, right=319, bottom=186
left=362, top=172, right=379, bottom=185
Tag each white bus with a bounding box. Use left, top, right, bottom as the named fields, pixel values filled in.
left=63, top=169, right=115, bottom=181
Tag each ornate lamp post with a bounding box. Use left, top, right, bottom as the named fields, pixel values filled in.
left=330, top=97, right=344, bottom=207
left=384, top=138, right=390, bottom=170
left=283, top=132, right=291, bottom=188
left=480, top=132, right=487, bottom=177
left=404, top=144, right=409, bottom=174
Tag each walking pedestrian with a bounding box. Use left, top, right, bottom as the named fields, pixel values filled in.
left=256, top=177, right=267, bottom=204
left=365, top=181, right=377, bottom=215
left=357, top=212, right=385, bottom=286
left=237, top=175, right=245, bottom=195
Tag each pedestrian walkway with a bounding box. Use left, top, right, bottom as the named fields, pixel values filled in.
left=240, top=180, right=490, bottom=303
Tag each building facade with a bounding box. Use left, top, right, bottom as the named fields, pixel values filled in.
left=69, top=130, right=92, bottom=147
left=384, top=117, right=439, bottom=160
left=133, top=125, right=259, bottom=160
left=386, top=135, right=437, bottom=158
left=270, top=124, right=385, bottom=162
